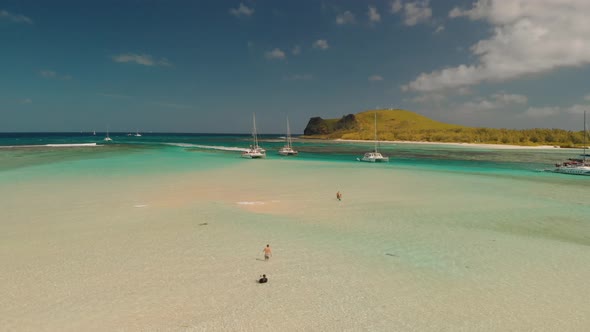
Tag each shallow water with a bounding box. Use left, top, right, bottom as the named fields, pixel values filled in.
left=1, top=133, right=589, bottom=331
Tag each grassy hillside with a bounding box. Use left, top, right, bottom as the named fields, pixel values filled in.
left=345, top=109, right=464, bottom=141
left=303, top=109, right=587, bottom=147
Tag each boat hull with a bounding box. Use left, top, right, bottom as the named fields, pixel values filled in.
left=549, top=166, right=590, bottom=176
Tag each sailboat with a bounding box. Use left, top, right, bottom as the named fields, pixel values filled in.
left=278, top=117, right=298, bottom=156
left=358, top=112, right=389, bottom=162
left=241, top=113, right=266, bottom=159
left=134, top=129, right=142, bottom=137
left=104, top=128, right=113, bottom=142
left=549, top=110, right=590, bottom=175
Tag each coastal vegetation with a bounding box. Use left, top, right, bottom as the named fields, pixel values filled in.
left=303, top=109, right=587, bottom=147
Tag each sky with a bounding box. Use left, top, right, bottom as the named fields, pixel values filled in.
left=2, top=0, right=590, bottom=133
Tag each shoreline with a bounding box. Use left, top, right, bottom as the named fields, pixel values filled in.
left=325, top=138, right=560, bottom=150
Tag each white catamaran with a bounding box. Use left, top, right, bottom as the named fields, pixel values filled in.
left=359, top=112, right=389, bottom=162
left=104, top=128, right=112, bottom=142
left=241, top=113, right=266, bottom=159
left=549, top=110, right=590, bottom=176
left=278, top=117, right=298, bottom=156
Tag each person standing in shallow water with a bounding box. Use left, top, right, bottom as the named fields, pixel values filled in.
left=263, top=244, right=272, bottom=261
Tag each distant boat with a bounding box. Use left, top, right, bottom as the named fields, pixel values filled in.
left=93, top=130, right=96, bottom=136
left=548, top=110, right=590, bottom=175
left=278, top=117, right=298, bottom=156
left=358, top=112, right=389, bottom=162
left=135, top=129, right=142, bottom=137
left=241, top=113, right=266, bottom=159
left=104, top=128, right=112, bottom=142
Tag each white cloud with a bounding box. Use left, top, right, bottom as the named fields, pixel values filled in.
left=111, top=53, right=172, bottom=67
left=434, top=25, right=445, bottom=33
left=313, top=39, right=329, bottom=50
left=403, top=0, right=432, bottom=26
left=39, top=70, right=56, bottom=78
left=492, top=93, right=527, bottom=105
left=407, top=93, right=447, bottom=104
left=265, top=48, right=286, bottom=60
left=284, top=74, right=313, bottom=81
left=391, top=0, right=403, bottom=13
left=292, top=45, right=301, bottom=55
left=0, top=9, right=33, bottom=24
left=455, top=92, right=528, bottom=114
left=336, top=11, right=355, bottom=25
left=229, top=3, right=254, bottom=17
left=525, top=104, right=588, bottom=118
left=404, top=0, right=590, bottom=92
left=39, top=69, right=72, bottom=80
left=368, top=6, right=381, bottom=23
left=368, top=75, right=384, bottom=81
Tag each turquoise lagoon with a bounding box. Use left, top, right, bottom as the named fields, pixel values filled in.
left=1, top=133, right=589, bottom=331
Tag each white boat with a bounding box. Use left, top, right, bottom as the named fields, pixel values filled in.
left=359, top=112, right=389, bottom=162
left=549, top=110, right=590, bottom=176
left=241, top=113, right=266, bottom=159
left=104, top=128, right=112, bottom=142
left=278, top=117, right=298, bottom=156
left=135, top=129, right=142, bottom=137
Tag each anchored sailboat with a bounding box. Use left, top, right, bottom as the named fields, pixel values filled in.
left=241, top=113, right=266, bottom=159
left=278, top=117, right=298, bottom=156
left=549, top=110, right=590, bottom=175
left=359, top=112, right=389, bottom=162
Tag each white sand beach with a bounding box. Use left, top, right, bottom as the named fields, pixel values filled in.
left=333, top=138, right=560, bottom=150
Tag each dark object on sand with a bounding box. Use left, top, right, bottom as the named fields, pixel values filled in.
left=258, top=274, right=268, bottom=283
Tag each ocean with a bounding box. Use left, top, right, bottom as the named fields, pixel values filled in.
left=1, top=133, right=589, bottom=331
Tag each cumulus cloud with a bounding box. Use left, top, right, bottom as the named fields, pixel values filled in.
left=403, top=0, right=432, bottom=26
left=368, top=6, right=381, bottom=23
left=0, top=9, right=33, bottom=24
left=392, top=1, right=431, bottom=26
left=391, top=0, right=403, bottom=13
left=313, top=39, right=329, bottom=50
left=265, top=48, right=286, bottom=60
left=434, top=25, right=445, bottom=33
left=336, top=11, right=355, bottom=25
left=112, top=53, right=172, bottom=67
left=404, top=0, right=590, bottom=92
left=368, top=75, right=384, bottom=81
left=229, top=3, right=254, bottom=17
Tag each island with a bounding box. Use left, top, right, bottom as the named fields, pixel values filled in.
left=303, top=109, right=586, bottom=148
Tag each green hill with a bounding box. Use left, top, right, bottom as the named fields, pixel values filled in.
left=303, top=109, right=586, bottom=147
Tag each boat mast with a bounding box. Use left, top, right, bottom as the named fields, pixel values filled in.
left=286, top=116, right=292, bottom=148
left=252, top=113, right=258, bottom=148
left=374, top=112, right=378, bottom=153
left=584, top=110, right=587, bottom=163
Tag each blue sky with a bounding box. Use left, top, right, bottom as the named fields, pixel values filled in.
left=2, top=0, right=590, bottom=133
